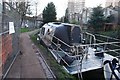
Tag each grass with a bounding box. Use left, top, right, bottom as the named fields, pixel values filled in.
left=20, top=28, right=30, bottom=33
left=99, top=30, right=118, bottom=38
left=30, top=34, right=77, bottom=80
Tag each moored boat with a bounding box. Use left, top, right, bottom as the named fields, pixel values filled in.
left=38, top=22, right=120, bottom=79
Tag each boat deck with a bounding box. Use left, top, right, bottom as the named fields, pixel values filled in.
left=49, top=47, right=115, bottom=74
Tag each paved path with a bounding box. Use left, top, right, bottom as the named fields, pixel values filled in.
left=6, top=32, right=47, bottom=78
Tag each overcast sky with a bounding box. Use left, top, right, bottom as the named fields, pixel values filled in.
left=30, top=0, right=105, bottom=18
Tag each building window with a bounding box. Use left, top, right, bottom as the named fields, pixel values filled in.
left=41, top=27, right=45, bottom=36
left=109, top=11, right=112, bottom=15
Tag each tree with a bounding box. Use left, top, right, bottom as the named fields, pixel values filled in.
left=16, top=1, right=32, bottom=26
left=71, top=19, right=79, bottom=25
left=118, top=2, right=120, bottom=25
left=118, top=2, right=120, bottom=38
left=88, top=6, right=105, bottom=31
left=64, top=8, right=69, bottom=23
left=43, top=2, right=57, bottom=23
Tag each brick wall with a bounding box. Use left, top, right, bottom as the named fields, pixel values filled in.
left=2, top=34, right=12, bottom=67
left=0, top=2, right=2, bottom=78
left=0, top=35, right=2, bottom=78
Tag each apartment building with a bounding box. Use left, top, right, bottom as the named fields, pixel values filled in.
left=106, top=0, right=120, bottom=7
left=68, top=0, right=85, bottom=23
left=114, top=0, right=120, bottom=6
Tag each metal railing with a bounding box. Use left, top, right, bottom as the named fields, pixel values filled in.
left=95, top=33, right=120, bottom=57
left=84, top=32, right=96, bottom=45
left=48, top=33, right=85, bottom=67
left=47, top=31, right=120, bottom=66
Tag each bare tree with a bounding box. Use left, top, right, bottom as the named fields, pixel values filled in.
left=16, top=1, right=32, bottom=26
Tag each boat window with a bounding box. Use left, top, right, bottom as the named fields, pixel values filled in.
left=71, top=26, right=81, bottom=43
left=75, top=26, right=81, bottom=32
left=41, top=27, right=45, bottom=35
left=48, top=28, right=52, bottom=33
left=53, top=22, right=61, bottom=25
left=47, top=29, right=51, bottom=35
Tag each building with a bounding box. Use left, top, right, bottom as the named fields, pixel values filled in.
left=105, top=0, right=120, bottom=7
left=114, top=0, right=120, bottom=7
left=104, top=6, right=118, bottom=18
left=68, top=0, right=85, bottom=23
left=104, top=6, right=119, bottom=31
left=105, top=0, right=113, bottom=7
left=36, top=13, right=43, bottom=27
left=82, top=8, right=93, bottom=24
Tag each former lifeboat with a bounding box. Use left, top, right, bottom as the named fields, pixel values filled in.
left=38, top=22, right=120, bottom=79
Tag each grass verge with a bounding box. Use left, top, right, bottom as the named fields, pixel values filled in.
left=30, top=34, right=77, bottom=80
left=20, top=28, right=30, bottom=33
left=99, top=31, right=118, bottom=38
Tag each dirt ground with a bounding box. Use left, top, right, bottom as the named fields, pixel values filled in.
left=6, top=32, right=47, bottom=78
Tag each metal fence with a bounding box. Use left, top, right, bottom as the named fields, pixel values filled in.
left=0, top=2, right=21, bottom=78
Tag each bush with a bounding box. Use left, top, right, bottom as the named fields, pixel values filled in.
left=117, top=25, right=120, bottom=39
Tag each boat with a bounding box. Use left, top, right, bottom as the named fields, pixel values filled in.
left=38, top=22, right=120, bottom=79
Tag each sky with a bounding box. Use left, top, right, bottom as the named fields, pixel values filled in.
left=30, top=0, right=106, bottom=18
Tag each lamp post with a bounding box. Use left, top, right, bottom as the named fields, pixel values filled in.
left=35, top=2, right=38, bottom=28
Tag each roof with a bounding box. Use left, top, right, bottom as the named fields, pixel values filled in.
left=47, top=22, right=81, bottom=28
